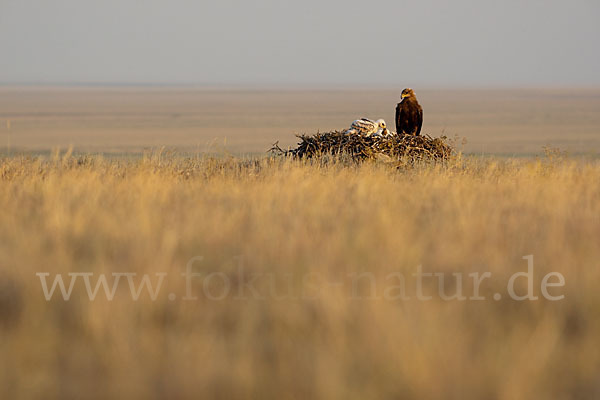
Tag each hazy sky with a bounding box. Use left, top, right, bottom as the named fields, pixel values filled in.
left=1, top=0, right=599, bottom=86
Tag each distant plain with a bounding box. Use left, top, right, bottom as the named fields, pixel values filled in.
left=1, top=87, right=599, bottom=156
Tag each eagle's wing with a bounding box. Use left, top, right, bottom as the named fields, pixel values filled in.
left=395, top=104, right=402, bottom=134
left=350, top=118, right=377, bottom=135
left=416, top=106, right=423, bottom=136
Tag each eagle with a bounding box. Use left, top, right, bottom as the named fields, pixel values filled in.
left=372, top=126, right=396, bottom=137
left=345, top=118, right=388, bottom=137
left=395, top=88, right=423, bottom=136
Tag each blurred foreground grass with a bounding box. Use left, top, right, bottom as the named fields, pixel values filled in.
left=0, top=152, right=599, bottom=399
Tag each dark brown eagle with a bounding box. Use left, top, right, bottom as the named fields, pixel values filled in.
left=395, top=88, right=423, bottom=136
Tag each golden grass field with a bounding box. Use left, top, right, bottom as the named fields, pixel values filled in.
left=1, top=151, right=599, bottom=399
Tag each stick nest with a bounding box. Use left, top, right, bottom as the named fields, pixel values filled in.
left=271, top=131, right=454, bottom=162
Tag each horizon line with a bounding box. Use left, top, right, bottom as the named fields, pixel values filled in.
left=2, top=82, right=600, bottom=91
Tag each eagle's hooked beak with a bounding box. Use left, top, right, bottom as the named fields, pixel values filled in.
left=401, top=93, right=408, bottom=98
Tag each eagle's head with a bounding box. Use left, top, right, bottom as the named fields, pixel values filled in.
left=401, top=88, right=415, bottom=99
left=375, top=119, right=386, bottom=129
